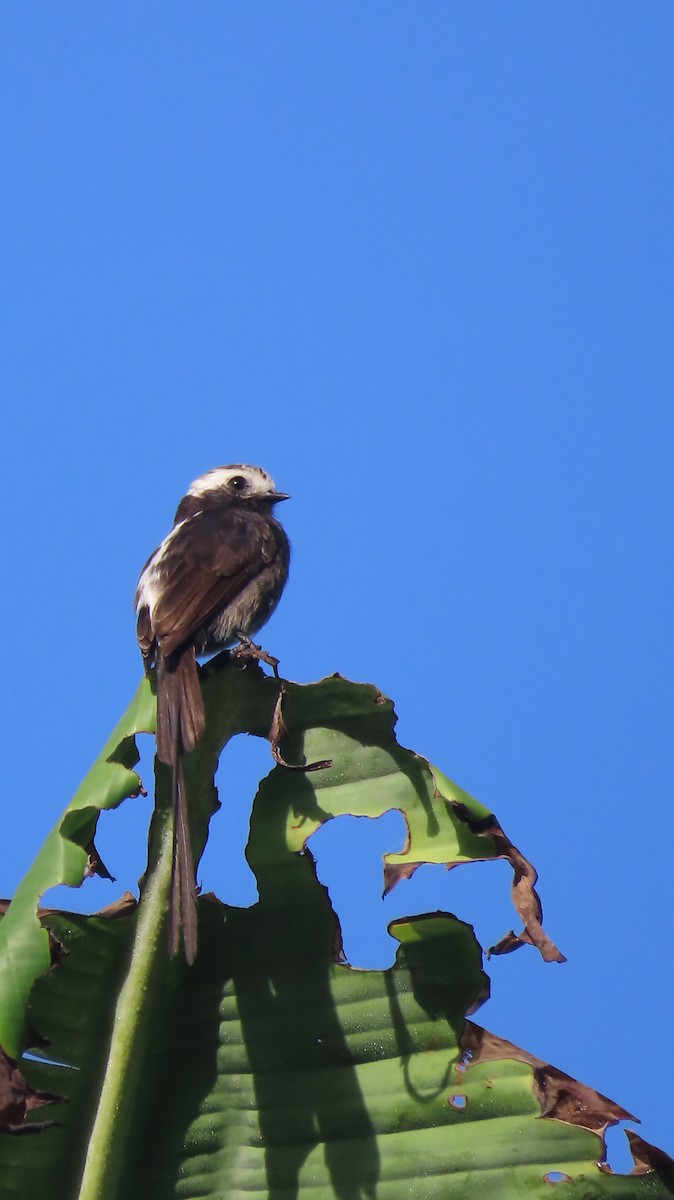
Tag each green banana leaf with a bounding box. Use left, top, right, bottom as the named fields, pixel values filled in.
left=0, top=659, right=671, bottom=1198
left=0, top=676, right=156, bottom=1060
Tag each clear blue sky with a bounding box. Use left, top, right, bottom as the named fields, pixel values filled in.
left=2, top=2, right=673, bottom=1171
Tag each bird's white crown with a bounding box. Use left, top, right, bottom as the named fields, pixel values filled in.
left=187, top=464, right=277, bottom=499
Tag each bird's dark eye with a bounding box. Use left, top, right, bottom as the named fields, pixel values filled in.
left=228, top=476, right=247, bottom=492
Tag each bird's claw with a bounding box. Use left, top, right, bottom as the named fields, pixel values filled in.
left=231, top=636, right=280, bottom=678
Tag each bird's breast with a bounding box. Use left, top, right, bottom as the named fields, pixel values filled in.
left=200, top=558, right=288, bottom=653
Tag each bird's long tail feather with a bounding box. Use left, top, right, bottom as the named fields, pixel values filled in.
left=155, top=646, right=205, bottom=762
left=155, top=648, right=205, bottom=964
left=169, top=756, right=198, bottom=963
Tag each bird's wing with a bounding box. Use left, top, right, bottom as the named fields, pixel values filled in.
left=146, top=508, right=280, bottom=657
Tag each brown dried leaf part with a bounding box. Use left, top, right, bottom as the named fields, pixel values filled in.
left=268, top=686, right=332, bottom=773
left=383, top=861, right=418, bottom=891
left=462, top=1022, right=635, bottom=1134
left=94, top=891, right=138, bottom=919
left=449, top=800, right=566, bottom=964
left=84, top=839, right=115, bottom=882
left=463, top=1024, right=674, bottom=1183
left=0, top=1046, right=62, bottom=1135
left=626, top=1131, right=674, bottom=1187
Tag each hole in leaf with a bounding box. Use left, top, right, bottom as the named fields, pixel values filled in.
left=22, top=1052, right=77, bottom=1072
left=448, top=1093, right=467, bottom=1110
left=310, top=811, right=407, bottom=969
left=44, top=734, right=155, bottom=914
left=383, top=858, right=514, bottom=951
left=544, top=1171, right=572, bottom=1185
left=202, top=732, right=272, bottom=907
left=604, top=1123, right=640, bottom=1175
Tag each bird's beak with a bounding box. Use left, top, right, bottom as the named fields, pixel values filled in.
left=269, top=490, right=291, bottom=503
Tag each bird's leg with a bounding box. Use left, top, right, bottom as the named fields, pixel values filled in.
left=231, top=634, right=280, bottom=677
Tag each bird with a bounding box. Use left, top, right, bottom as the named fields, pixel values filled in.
left=134, top=464, right=291, bottom=963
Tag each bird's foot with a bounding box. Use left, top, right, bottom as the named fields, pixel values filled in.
left=231, top=635, right=280, bottom=678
